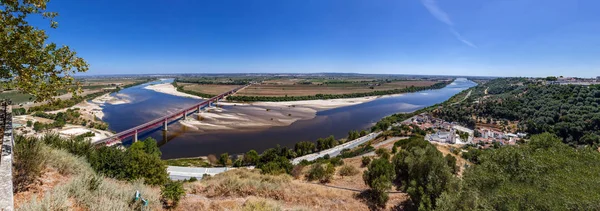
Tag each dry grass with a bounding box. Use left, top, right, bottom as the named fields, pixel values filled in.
left=180, top=83, right=241, bottom=95
left=237, top=81, right=437, bottom=97
left=15, top=146, right=162, bottom=211
left=182, top=169, right=371, bottom=210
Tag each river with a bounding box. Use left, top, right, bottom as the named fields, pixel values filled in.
left=101, top=78, right=476, bottom=159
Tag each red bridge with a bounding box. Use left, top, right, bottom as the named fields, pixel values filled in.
left=95, top=84, right=249, bottom=146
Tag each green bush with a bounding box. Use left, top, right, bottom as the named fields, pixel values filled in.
left=361, top=156, right=371, bottom=167
left=306, top=163, right=334, bottom=183
left=362, top=157, right=395, bottom=207
left=161, top=180, right=185, bottom=209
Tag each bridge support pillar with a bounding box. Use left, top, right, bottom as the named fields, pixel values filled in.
left=183, top=111, right=187, bottom=120
left=197, top=106, right=201, bottom=113
left=163, top=119, right=168, bottom=131
left=134, top=130, right=138, bottom=142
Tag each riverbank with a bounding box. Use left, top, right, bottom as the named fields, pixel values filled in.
left=145, top=82, right=204, bottom=99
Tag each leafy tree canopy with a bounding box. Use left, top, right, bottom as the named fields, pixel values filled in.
left=1, top=0, right=88, bottom=102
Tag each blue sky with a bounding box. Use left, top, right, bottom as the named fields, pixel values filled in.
left=37, top=0, right=600, bottom=77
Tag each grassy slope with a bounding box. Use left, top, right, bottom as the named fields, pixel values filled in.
left=15, top=145, right=162, bottom=211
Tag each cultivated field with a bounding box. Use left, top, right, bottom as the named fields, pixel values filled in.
left=177, top=83, right=241, bottom=95
left=236, top=80, right=438, bottom=97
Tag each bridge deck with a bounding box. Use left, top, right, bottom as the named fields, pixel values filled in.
left=96, top=84, right=248, bottom=146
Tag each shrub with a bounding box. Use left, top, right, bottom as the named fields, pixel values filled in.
left=161, top=180, right=186, bottom=209
left=338, top=165, right=359, bottom=177
left=307, top=163, right=335, bottom=183
left=361, top=156, right=372, bottom=167
left=13, top=136, right=46, bottom=193
left=306, top=164, right=325, bottom=181
left=219, top=152, right=231, bottom=166
left=375, top=148, right=390, bottom=159
left=363, top=158, right=395, bottom=207
left=329, top=157, right=344, bottom=166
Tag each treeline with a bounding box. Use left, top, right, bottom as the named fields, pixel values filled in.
left=175, top=78, right=250, bottom=85
left=228, top=81, right=451, bottom=102
left=172, top=81, right=215, bottom=98
left=435, top=78, right=600, bottom=145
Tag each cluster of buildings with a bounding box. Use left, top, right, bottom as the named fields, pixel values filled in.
left=400, top=113, right=528, bottom=148
left=401, top=113, right=473, bottom=145
left=545, top=77, right=600, bottom=86
left=473, top=127, right=526, bottom=148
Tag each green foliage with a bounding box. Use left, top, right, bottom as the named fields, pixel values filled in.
left=307, top=163, right=335, bottom=183
left=435, top=78, right=600, bottom=145
left=316, top=135, right=338, bottom=151
left=12, top=107, right=26, bottom=115
left=244, top=150, right=259, bottom=165
left=13, top=136, right=46, bottom=192
left=461, top=147, right=483, bottom=164
left=123, top=140, right=169, bottom=185
left=363, top=157, right=396, bottom=207
left=375, top=148, right=390, bottom=159
left=392, top=137, right=453, bottom=210
left=39, top=134, right=167, bottom=186
left=347, top=130, right=361, bottom=141
left=294, top=141, right=316, bottom=157
left=445, top=154, right=458, bottom=175
left=257, top=148, right=293, bottom=175
left=1, top=0, right=89, bottom=101
left=437, top=133, right=600, bottom=210
left=161, top=180, right=185, bottom=209
left=219, top=152, right=231, bottom=166
left=361, top=156, right=372, bottom=167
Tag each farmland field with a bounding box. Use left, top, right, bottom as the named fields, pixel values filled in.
left=177, top=83, right=241, bottom=95
left=236, top=80, right=438, bottom=97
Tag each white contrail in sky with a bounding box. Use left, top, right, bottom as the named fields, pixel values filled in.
left=420, top=0, right=477, bottom=48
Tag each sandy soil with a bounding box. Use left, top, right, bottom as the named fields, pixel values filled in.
left=145, top=83, right=204, bottom=99
left=12, top=115, right=115, bottom=144
left=178, top=104, right=317, bottom=132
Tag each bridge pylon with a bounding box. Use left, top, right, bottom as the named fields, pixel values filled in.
left=163, top=119, right=168, bottom=131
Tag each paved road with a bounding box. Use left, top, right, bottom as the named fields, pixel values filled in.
left=167, top=166, right=254, bottom=180
left=169, top=132, right=384, bottom=179
left=291, top=132, right=381, bottom=164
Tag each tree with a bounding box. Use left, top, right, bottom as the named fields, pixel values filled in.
left=244, top=150, right=259, bottom=165
left=219, top=152, right=231, bottom=166
left=294, top=141, right=316, bottom=156
left=124, top=141, right=168, bottom=185
left=392, top=142, right=453, bottom=211
left=363, top=157, right=396, bottom=207
left=1, top=0, right=89, bottom=102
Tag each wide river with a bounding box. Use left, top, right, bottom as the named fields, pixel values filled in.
left=102, top=79, right=476, bottom=159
